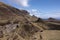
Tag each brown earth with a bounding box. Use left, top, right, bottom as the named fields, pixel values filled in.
left=0, top=2, right=60, bottom=40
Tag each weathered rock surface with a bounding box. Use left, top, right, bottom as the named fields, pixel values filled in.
left=0, top=2, right=60, bottom=40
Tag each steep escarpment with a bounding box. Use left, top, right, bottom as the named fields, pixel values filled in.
left=0, top=2, right=46, bottom=40
left=0, top=2, right=60, bottom=40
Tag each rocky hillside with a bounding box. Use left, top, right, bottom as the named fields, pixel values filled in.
left=0, top=2, right=60, bottom=40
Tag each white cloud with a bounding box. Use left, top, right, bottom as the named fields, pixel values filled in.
left=1, top=0, right=30, bottom=7
left=28, top=9, right=60, bottom=18
left=31, top=9, right=38, bottom=12
left=42, top=12, right=60, bottom=18
left=13, top=0, right=29, bottom=7
left=28, top=9, right=42, bottom=17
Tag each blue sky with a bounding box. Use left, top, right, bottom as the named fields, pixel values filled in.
left=0, top=0, right=60, bottom=18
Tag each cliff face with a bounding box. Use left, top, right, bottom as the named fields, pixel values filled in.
left=0, top=2, right=29, bottom=19
left=0, top=2, right=60, bottom=40
left=0, top=2, right=45, bottom=40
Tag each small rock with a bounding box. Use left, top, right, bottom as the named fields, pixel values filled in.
left=0, top=31, right=3, bottom=38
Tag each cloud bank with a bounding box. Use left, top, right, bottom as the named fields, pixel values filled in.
left=13, top=0, right=29, bottom=7
left=28, top=9, right=60, bottom=18
left=42, top=12, right=60, bottom=18
left=0, top=0, right=29, bottom=7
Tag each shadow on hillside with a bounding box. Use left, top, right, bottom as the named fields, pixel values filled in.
left=47, top=23, right=60, bottom=30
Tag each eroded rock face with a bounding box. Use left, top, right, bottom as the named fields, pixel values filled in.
left=0, top=2, right=60, bottom=40
left=1, top=24, right=19, bottom=35
left=0, top=2, right=41, bottom=40
left=18, top=24, right=40, bottom=39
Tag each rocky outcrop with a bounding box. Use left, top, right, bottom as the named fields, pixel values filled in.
left=0, top=2, right=60, bottom=40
